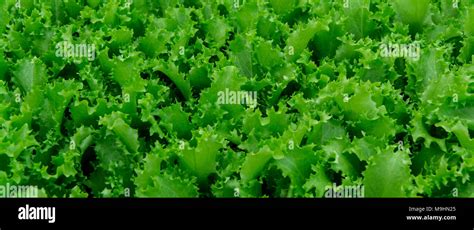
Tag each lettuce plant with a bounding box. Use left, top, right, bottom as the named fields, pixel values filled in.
left=0, top=0, right=473, bottom=198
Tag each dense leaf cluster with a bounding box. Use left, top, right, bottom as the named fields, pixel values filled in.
left=0, top=0, right=473, bottom=197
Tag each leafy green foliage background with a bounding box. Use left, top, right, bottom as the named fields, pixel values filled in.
left=0, top=0, right=473, bottom=197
